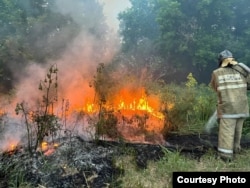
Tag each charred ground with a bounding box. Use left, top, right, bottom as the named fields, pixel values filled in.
left=0, top=133, right=250, bottom=188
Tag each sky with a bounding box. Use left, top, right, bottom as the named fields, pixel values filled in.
left=98, top=0, right=131, bottom=31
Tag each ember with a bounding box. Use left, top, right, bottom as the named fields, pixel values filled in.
left=9, top=144, right=16, bottom=151
left=41, top=141, right=48, bottom=151
left=0, top=109, right=4, bottom=116
left=40, top=141, right=60, bottom=156
left=1, top=141, right=19, bottom=154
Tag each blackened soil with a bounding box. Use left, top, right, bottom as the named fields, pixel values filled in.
left=1, top=133, right=250, bottom=188
left=97, top=133, right=220, bottom=169
left=165, top=133, right=250, bottom=150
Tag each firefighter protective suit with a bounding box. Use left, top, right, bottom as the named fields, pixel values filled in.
left=210, top=50, right=250, bottom=160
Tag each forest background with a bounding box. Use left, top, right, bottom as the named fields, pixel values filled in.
left=1, top=0, right=250, bottom=93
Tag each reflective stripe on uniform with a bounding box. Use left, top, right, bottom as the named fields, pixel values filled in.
left=218, top=74, right=242, bottom=83
left=221, top=114, right=249, bottom=118
left=217, top=83, right=247, bottom=90
left=218, top=147, right=233, bottom=154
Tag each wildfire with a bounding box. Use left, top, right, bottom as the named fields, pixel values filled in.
left=0, top=87, right=169, bottom=153
left=41, top=141, right=59, bottom=156
left=73, top=87, right=167, bottom=143
left=81, top=101, right=95, bottom=113
left=10, top=144, right=16, bottom=151
left=0, top=109, right=5, bottom=116
left=41, top=141, right=48, bottom=151
left=115, top=97, right=165, bottom=120
left=1, top=141, right=19, bottom=154
left=77, top=87, right=165, bottom=120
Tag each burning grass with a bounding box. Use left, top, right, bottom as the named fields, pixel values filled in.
left=0, top=64, right=218, bottom=155
left=1, top=63, right=250, bottom=187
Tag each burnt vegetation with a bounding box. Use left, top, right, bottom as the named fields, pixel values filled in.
left=0, top=62, right=250, bottom=187
left=15, top=64, right=59, bottom=155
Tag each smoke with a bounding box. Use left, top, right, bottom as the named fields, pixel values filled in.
left=98, top=0, right=131, bottom=31
left=0, top=0, right=127, bottom=150
left=0, top=116, right=26, bottom=152
left=13, top=0, right=122, bottom=109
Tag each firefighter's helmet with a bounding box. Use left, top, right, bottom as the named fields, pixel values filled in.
left=218, top=49, right=233, bottom=63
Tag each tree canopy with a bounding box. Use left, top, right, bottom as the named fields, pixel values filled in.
left=0, top=0, right=107, bottom=93
left=1, top=0, right=250, bottom=93
left=118, top=0, right=250, bottom=83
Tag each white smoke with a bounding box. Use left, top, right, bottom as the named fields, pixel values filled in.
left=0, top=0, right=127, bottom=151
left=0, top=115, right=26, bottom=152
left=98, top=0, right=131, bottom=31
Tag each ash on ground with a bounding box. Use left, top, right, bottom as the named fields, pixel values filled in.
left=1, top=133, right=250, bottom=188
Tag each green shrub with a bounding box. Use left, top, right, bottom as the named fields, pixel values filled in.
left=157, top=73, right=217, bottom=135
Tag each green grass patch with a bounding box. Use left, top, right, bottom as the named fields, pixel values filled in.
left=114, top=147, right=250, bottom=188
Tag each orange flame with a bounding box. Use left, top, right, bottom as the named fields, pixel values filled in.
left=10, top=144, right=16, bottom=151
left=77, top=87, right=165, bottom=120
left=0, top=109, right=5, bottom=116
left=41, top=141, right=48, bottom=151
left=41, top=141, right=59, bottom=156
left=74, top=87, right=167, bottom=143
left=53, top=143, right=59, bottom=148
left=2, top=141, right=19, bottom=153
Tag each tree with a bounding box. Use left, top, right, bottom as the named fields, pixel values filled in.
left=118, top=0, right=160, bottom=53
left=0, top=0, right=77, bottom=92
left=156, top=0, right=250, bottom=82
left=118, top=0, right=250, bottom=83
left=0, top=0, right=108, bottom=93
left=0, top=0, right=28, bottom=91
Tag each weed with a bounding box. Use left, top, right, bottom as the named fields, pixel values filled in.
left=15, top=64, right=60, bottom=154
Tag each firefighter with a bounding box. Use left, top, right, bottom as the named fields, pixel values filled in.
left=210, top=49, right=250, bottom=162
